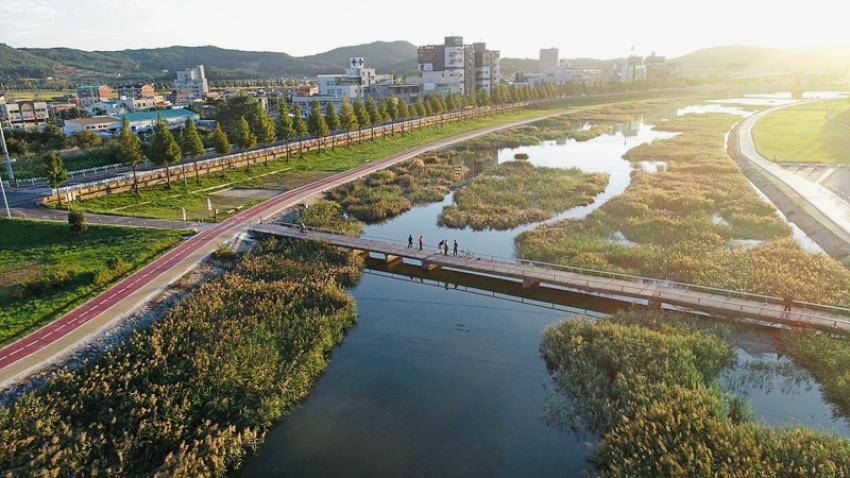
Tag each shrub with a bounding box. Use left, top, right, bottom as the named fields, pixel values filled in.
left=68, top=209, right=87, bottom=234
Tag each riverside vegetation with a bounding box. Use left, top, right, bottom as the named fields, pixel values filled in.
left=438, top=161, right=608, bottom=230
left=542, top=311, right=850, bottom=476
left=0, top=218, right=185, bottom=344
left=516, top=113, right=850, bottom=307
left=0, top=239, right=362, bottom=476
left=328, top=100, right=675, bottom=226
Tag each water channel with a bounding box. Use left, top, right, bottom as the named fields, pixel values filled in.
left=239, top=100, right=850, bottom=476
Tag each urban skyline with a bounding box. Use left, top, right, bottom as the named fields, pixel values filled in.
left=3, top=0, right=850, bottom=59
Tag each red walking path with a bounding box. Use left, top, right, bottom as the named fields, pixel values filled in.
left=0, top=110, right=566, bottom=387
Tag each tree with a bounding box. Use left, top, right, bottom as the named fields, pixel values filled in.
left=365, top=97, right=380, bottom=126
left=275, top=99, right=293, bottom=141
left=339, top=97, right=359, bottom=131
left=234, top=116, right=257, bottom=151
left=151, top=118, right=182, bottom=189
left=352, top=97, right=370, bottom=128
left=182, top=118, right=205, bottom=184
left=211, top=123, right=230, bottom=155
left=308, top=101, right=329, bottom=150
left=378, top=98, right=391, bottom=123
left=477, top=88, right=491, bottom=108
left=70, top=130, right=102, bottom=149
left=292, top=105, right=308, bottom=137
left=415, top=98, right=427, bottom=117
left=324, top=103, right=341, bottom=148
left=214, top=95, right=259, bottom=138
left=325, top=103, right=341, bottom=131
left=68, top=209, right=87, bottom=234
left=396, top=99, right=409, bottom=120
left=251, top=103, right=276, bottom=144
left=387, top=97, right=399, bottom=120
left=43, top=151, right=68, bottom=205
left=117, top=117, right=146, bottom=194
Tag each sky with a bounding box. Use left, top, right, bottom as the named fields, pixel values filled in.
left=2, top=0, right=850, bottom=59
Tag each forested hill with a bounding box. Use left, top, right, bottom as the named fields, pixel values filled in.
left=0, top=40, right=418, bottom=81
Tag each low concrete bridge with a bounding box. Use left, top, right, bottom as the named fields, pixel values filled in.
left=251, top=223, right=850, bottom=333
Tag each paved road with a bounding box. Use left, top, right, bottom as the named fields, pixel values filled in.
left=0, top=109, right=568, bottom=388
left=738, top=105, right=850, bottom=239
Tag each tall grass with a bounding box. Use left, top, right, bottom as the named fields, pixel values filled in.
left=438, top=161, right=608, bottom=230
left=0, top=239, right=362, bottom=476
left=543, top=311, right=850, bottom=476
left=516, top=113, right=850, bottom=306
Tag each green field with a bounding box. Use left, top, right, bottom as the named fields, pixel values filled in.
left=0, top=218, right=186, bottom=344
left=753, top=100, right=850, bottom=164
left=74, top=108, right=561, bottom=221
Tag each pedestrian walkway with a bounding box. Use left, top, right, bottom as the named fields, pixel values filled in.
left=252, top=223, right=850, bottom=333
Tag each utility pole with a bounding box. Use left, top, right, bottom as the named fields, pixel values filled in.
left=0, top=119, right=14, bottom=218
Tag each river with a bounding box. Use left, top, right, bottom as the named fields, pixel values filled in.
left=238, top=101, right=849, bottom=477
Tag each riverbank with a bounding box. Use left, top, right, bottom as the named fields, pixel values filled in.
left=542, top=311, right=850, bottom=476
left=0, top=239, right=361, bottom=476
left=515, top=112, right=850, bottom=306
left=0, top=218, right=186, bottom=344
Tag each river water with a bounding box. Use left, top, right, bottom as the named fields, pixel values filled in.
left=239, top=103, right=849, bottom=477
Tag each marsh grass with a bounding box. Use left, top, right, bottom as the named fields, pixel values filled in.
left=0, top=239, right=362, bottom=476
left=516, top=113, right=850, bottom=306
left=543, top=311, right=850, bottom=476
left=438, top=161, right=608, bottom=230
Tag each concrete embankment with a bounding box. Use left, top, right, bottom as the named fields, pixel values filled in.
left=728, top=122, right=850, bottom=265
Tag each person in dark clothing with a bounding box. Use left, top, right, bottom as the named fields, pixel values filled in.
left=408, top=234, right=413, bottom=248
left=444, top=239, right=449, bottom=255
left=783, top=293, right=794, bottom=312
left=438, top=240, right=445, bottom=254
left=418, top=236, right=424, bottom=251
left=453, top=240, right=458, bottom=256
left=299, top=222, right=307, bottom=234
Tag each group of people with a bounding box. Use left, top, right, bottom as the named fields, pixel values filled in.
left=408, top=235, right=459, bottom=256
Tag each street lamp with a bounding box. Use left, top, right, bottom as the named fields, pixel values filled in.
left=0, top=121, right=13, bottom=218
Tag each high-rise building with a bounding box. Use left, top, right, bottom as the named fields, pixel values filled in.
left=417, top=36, right=500, bottom=95
left=173, top=65, right=209, bottom=104
left=539, top=48, right=559, bottom=75
left=473, top=43, right=500, bottom=92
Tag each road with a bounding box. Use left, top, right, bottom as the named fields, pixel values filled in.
left=0, top=109, right=568, bottom=388
left=738, top=105, right=850, bottom=241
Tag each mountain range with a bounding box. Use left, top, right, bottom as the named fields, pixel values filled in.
left=2, top=41, right=849, bottom=83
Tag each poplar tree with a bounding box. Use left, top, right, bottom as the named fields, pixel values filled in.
left=151, top=118, right=182, bottom=189
left=182, top=117, right=205, bottom=184
left=339, top=97, right=359, bottom=131
left=211, top=123, right=230, bottom=155
left=251, top=103, right=276, bottom=144
left=276, top=99, right=293, bottom=141
left=234, top=116, right=257, bottom=150
left=118, top=116, right=146, bottom=194
left=352, top=97, right=369, bottom=128
left=308, top=101, right=329, bottom=151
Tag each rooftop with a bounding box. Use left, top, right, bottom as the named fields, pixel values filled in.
left=66, top=117, right=119, bottom=126
left=117, top=109, right=198, bottom=122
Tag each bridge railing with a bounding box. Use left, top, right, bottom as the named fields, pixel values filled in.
left=270, top=222, right=850, bottom=323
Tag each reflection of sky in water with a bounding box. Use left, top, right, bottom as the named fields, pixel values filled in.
left=722, top=330, right=850, bottom=436
left=361, top=119, right=675, bottom=258
left=709, top=91, right=848, bottom=107
left=677, top=103, right=755, bottom=117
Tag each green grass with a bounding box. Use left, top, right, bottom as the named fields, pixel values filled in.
left=72, top=108, right=567, bottom=222
left=0, top=218, right=186, bottom=344
left=753, top=100, right=850, bottom=164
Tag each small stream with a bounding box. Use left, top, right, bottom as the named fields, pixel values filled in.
left=239, top=100, right=849, bottom=477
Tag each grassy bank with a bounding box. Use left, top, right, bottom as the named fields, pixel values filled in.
left=0, top=239, right=362, bottom=476
left=73, top=108, right=558, bottom=222
left=439, top=161, right=608, bottom=230
left=543, top=311, right=850, bottom=476
left=0, top=218, right=186, bottom=344
left=753, top=100, right=850, bottom=164
left=516, top=113, right=850, bottom=306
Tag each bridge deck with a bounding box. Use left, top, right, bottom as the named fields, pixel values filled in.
left=251, top=224, right=850, bottom=332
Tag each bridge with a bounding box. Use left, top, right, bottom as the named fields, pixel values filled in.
left=251, top=223, right=850, bottom=333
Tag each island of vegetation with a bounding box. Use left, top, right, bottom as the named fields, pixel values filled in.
left=438, top=161, right=608, bottom=230
left=542, top=310, right=850, bottom=476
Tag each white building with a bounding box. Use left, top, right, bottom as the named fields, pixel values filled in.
left=0, top=99, right=49, bottom=130
left=291, top=57, right=396, bottom=114
left=62, top=109, right=199, bottom=136
left=174, top=65, right=209, bottom=104
left=118, top=97, right=157, bottom=111
left=539, top=48, right=559, bottom=75
left=62, top=117, right=121, bottom=135
left=554, top=66, right=603, bottom=85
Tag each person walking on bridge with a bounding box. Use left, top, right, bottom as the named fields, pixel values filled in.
left=299, top=222, right=307, bottom=234
left=418, top=235, right=424, bottom=251
left=453, top=240, right=458, bottom=256
left=783, top=293, right=794, bottom=312
left=408, top=234, right=413, bottom=249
